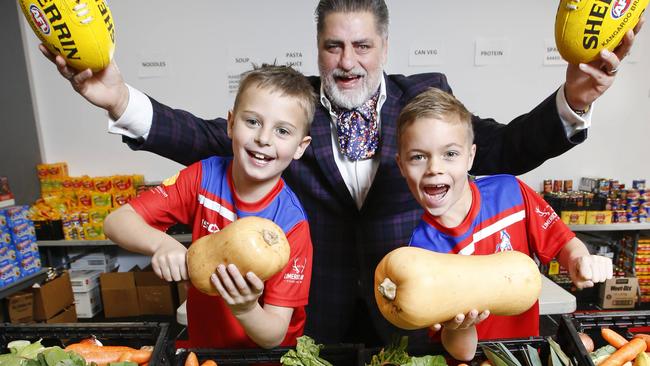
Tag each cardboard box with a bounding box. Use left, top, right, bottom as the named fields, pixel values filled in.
left=44, top=305, right=77, bottom=323
left=135, top=271, right=174, bottom=315
left=32, top=271, right=75, bottom=321
left=74, top=286, right=102, bottom=318
left=561, top=211, right=586, bottom=225
left=586, top=210, right=613, bottom=225
left=599, top=277, right=638, bottom=309
left=8, top=291, right=33, bottom=323
left=70, top=270, right=102, bottom=292
left=178, top=281, right=188, bottom=303
left=100, top=271, right=139, bottom=318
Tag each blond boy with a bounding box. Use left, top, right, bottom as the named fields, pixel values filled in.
left=395, top=88, right=613, bottom=361
left=104, top=65, right=315, bottom=349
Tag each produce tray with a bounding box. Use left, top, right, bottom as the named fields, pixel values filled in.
left=174, top=343, right=364, bottom=366
left=558, top=311, right=650, bottom=366
left=0, top=322, right=170, bottom=366
left=363, top=337, right=550, bottom=365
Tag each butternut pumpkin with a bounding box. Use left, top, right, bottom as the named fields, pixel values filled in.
left=187, top=216, right=290, bottom=295
left=374, top=246, right=542, bottom=330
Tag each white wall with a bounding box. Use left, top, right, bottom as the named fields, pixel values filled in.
left=19, top=1, right=650, bottom=192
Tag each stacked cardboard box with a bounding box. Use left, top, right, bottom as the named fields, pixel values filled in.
left=32, top=271, right=77, bottom=323
left=100, top=267, right=175, bottom=318
left=70, top=270, right=103, bottom=318
left=69, top=248, right=118, bottom=272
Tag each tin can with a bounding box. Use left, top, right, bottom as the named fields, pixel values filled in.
left=563, top=180, right=573, bottom=193
left=553, top=180, right=563, bottom=193
left=543, top=180, right=553, bottom=194
left=633, top=179, right=646, bottom=190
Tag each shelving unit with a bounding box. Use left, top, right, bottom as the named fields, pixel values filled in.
left=569, top=223, right=650, bottom=278
left=37, top=234, right=192, bottom=247
left=36, top=234, right=192, bottom=269
left=568, top=223, right=650, bottom=232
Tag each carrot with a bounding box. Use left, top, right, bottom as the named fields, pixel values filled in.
left=64, top=343, right=153, bottom=365
left=185, top=352, right=199, bottom=366
left=200, top=360, right=218, bottom=366
left=634, top=334, right=650, bottom=349
left=599, top=337, right=647, bottom=366
left=602, top=328, right=630, bottom=348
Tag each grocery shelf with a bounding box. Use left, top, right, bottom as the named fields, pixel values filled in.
left=569, top=223, right=650, bottom=231
left=0, top=267, right=49, bottom=300
left=37, top=233, right=192, bottom=247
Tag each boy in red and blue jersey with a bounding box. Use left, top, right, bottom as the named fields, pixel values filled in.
left=395, top=88, right=613, bottom=361
left=104, top=65, right=315, bottom=349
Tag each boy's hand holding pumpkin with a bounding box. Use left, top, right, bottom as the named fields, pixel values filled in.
left=431, top=309, right=491, bottom=332
left=211, top=263, right=265, bottom=315
left=570, top=254, right=613, bottom=289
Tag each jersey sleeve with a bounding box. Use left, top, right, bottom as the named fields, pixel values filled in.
left=518, top=179, right=575, bottom=264
left=129, top=162, right=202, bottom=232
left=262, top=220, right=313, bottom=307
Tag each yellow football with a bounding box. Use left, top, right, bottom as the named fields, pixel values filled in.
left=555, top=0, right=647, bottom=64
left=18, top=0, right=116, bottom=72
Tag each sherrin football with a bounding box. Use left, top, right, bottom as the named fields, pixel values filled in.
left=18, top=0, right=116, bottom=72
left=555, top=0, right=647, bottom=64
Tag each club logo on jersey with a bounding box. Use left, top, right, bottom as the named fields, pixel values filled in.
left=536, top=205, right=559, bottom=230
left=284, top=257, right=307, bottom=283
left=162, top=173, right=180, bottom=186
left=495, top=230, right=513, bottom=252
left=201, top=219, right=221, bottom=233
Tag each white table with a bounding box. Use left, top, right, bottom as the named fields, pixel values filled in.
left=539, top=275, right=576, bottom=315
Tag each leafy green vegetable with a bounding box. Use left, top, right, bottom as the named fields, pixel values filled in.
left=366, top=335, right=411, bottom=366
left=404, top=354, right=447, bottom=366
left=482, top=343, right=523, bottom=366
left=280, top=335, right=334, bottom=366
left=590, top=345, right=616, bottom=366
left=547, top=337, right=573, bottom=366
left=522, top=345, right=543, bottom=366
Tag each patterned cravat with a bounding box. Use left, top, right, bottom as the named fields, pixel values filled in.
left=334, top=90, right=380, bottom=161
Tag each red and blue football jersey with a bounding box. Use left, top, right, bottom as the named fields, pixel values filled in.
left=130, top=156, right=313, bottom=348
left=410, top=174, right=574, bottom=340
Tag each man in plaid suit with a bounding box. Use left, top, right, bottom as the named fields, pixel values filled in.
left=45, top=0, right=640, bottom=345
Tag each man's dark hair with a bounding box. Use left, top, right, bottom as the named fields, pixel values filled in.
left=315, top=0, right=389, bottom=38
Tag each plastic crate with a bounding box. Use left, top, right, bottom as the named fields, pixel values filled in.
left=0, top=322, right=170, bottom=366
left=363, top=337, right=550, bottom=365
left=174, top=343, right=364, bottom=366
left=557, top=311, right=650, bottom=366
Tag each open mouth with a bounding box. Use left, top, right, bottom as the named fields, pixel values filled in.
left=423, top=184, right=449, bottom=201
left=247, top=150, right=274, bottom=162
left=334, top=74, right=363, bottom=88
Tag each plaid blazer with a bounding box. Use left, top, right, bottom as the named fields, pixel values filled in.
left=127, top=72, right=585, bottom=344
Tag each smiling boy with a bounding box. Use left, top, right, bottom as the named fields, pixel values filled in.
left=103, top=65, right=315, bottom=349
left=395, top=88, right=613, bottom=361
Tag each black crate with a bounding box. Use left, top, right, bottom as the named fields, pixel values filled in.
left=0, top=322, right=170, bottom=366
left=174, top=343, right=363, bottom=366
left=363, top=337, right=550, bottom=365
left=558, top=311, right=650, bottom=366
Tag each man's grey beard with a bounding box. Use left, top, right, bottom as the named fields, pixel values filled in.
left=323, top=79, right=375, bottom=110
left=321, top=68, right=382, bottom=110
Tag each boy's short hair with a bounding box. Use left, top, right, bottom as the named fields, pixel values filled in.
left=234, top=64, right=316, bottom=135
left=397, top=88, right=474, bottom=149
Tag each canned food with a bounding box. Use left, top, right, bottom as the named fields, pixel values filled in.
left=543, top=179, right=553, bottom=194
left=563, top=180, right=573, bottom=193
left=633, top=179, right=646, bottom=190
